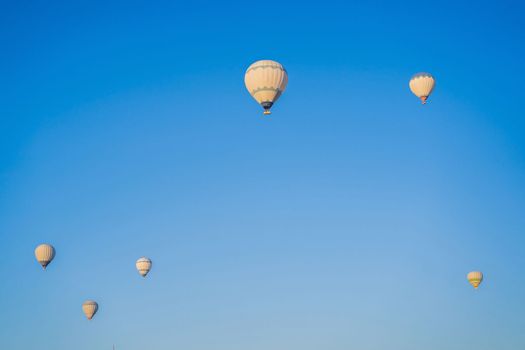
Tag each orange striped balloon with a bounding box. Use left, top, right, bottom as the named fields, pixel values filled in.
left=467, top=271, right=483, bottom=289
left=409, top=72, right=435, bottom=104
left=82, top=300, right=98, bottom=320
left=34, top=244, right=55, bottom=270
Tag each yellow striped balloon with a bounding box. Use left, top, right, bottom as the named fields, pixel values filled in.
left=34, top=244, right=55, bottom=270
left=409, top=72, right=435, bottom=104
left=82, top=300, right=98, bottom=320
left=136, top=257, right=152, bottom=277
left=244, top=60, right=288, bottom=115
left=467, top=271, right=483, bottom=289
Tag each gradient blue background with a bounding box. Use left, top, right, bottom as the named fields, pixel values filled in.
left=1, top=1, right=524, bottom=349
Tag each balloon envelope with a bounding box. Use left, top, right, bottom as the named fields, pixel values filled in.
left=244, top=60, right=288, bottom=115
left=409, top=72, right=435, bottom=104
left=82, top=300, right=98, bottom=320
left=467, top=271, right=483, bottom=289
left=136, top=257, right=152, bottom=277
left=34, top=244, right=55, bottom=269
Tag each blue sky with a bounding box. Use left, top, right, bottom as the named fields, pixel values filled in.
left=1, top=1, right=524, bottom=349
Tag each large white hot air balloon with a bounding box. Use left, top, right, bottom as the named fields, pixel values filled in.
left=82, top=300, right=98, bottom=320
left=409, top=72, right=435, bottom=104
left=34, top=243, right=55, bottom=270
left=244, top=60, right=288, bottom=115
left=136, top=257, right=152, bottom=277
left=467, top=271, right=483, bottom=289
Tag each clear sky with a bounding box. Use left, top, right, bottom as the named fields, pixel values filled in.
left=1, top=1, right=524, bottom=349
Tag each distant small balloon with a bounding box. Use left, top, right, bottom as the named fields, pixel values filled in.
left=245, top=60, right=288, bottom=115
left=34, top=244, right=55, bottom=270
left=136, top=257, right=152, bottom=277
left=82, top=300, right=98, bottom=320
left=409, top=72, right=435, bottom=104
left=467, top=271, right=483, bottom=289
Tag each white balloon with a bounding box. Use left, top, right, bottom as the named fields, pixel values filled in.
left=245, top=60, right=288, bottom=115
left=136, top=257, right=152, bottom=277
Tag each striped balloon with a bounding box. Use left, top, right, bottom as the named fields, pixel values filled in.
left=82, top=300, right=98, bottom=320
left=409, top=72, right=435, bottom=104
left=34, top=244, right=55, bottom=270
left=136, top=257, right=152, bottom=277
left=244, top=60, right=288, bottom=115
left=467, top=271, right=483, bottom=289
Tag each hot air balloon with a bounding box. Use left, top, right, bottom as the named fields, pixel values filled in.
left=34, top=244, right=55, bottom=270
left=467, top=271, right=483, bottom=289
left=82, top=300, right=98, bottom=320
left=244, top=60, right=288, bottom=115
left=136, top=257, right=152, bottom=277
left=409, top=72, right=435, bottom=104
